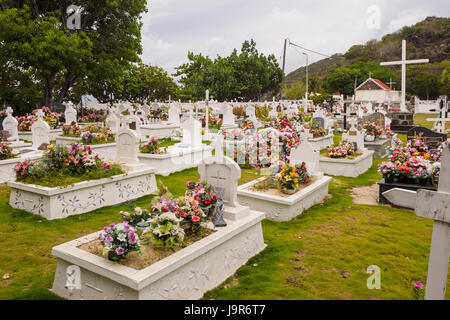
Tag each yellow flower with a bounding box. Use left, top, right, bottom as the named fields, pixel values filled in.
left=47, top=144, right=56, bottom=151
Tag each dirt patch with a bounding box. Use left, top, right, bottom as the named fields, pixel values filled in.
left=350, top=184, right=379, bottom=206
left=79, top=228, right=214, bottom=270
left=246, top=177, right=317, bottom=198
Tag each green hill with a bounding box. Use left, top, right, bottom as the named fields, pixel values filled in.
left=283, top=16, right=450, bottom=99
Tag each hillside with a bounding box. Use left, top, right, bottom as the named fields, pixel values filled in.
left=284, top=16, right=450, bottom=99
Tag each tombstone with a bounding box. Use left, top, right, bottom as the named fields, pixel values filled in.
left=246, top=105, right=256, bottom=119
left=290, top=140, right=320, bottom=175
left=342, top=120, right=365, bottom=150
left=312, top=109, right=327, bottom=129
left=31, top=109, right=50, bottom=149
left=106, top=108, right=120, bottom=134
left=115, top=126, right=141, bottom=171
left=124, top=111, right=141, bottom=138
left=222, top=104, right=235, bottom=126
left=168, top=104, right=181, bottom=125
left=362, top=112, right=385, bottom=128
left=382, top=144, right=450, bottom=299
left=406, top=126, right=447, bottom=149
left=178, top=112, right=202, bottom=148
left=2, top=107, right=18, bottom=142
left=64, top=102, right=77, bottom=125
left=269, top=104, right=278, bottom=119
left=198, top=135, right=249, bottom=220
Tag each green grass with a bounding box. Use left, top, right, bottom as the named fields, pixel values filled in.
left=0, top=156, right=449, bottom=300
left=414, top=113, right=450, bottom=131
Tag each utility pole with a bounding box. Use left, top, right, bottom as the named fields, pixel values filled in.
left=280, top=38, right=288, bottom=100
left=303, top=52, right=309, bottom=102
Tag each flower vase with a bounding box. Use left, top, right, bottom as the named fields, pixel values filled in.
left=365, top=135, right=375, bottom=142
left=281, top=188, right=297, bottom=195
left=200, top=206, right=212, bottom=219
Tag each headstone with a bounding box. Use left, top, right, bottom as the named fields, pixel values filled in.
left=2, top=107, right=18, bottom=142
left=222, top=104, right=235, bottom=126
left=198, top=135, right=248, bottom=220
left=363, top=112, right=385, bottom=127
left=115, top=126, right=139, bottom=166
left=342, top=119, right=365, bottom=150
left=31, top=109, right=50, bottom=149
left=168, top=104, right=181, bottom=125
left=106, top=108, right=120, bottom=134
left=64, top=102, right=77, bottom=125
left=290, top=141, right=320, bottom=175
left=406, top=126, right=447, bottom=149
left=124, top=111, right=141, bottom=138
left=179, top=113, right=202, bottom=148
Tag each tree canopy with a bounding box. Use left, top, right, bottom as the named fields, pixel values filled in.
left=174, top=40, right=283, bottom=101
left=0, top=0, right=148, bottom=112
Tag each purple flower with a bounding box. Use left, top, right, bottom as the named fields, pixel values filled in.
left=116, top=247, right=125, bottom=255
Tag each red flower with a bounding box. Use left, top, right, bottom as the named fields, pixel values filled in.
left=194, top=195, right=199, bottom=201
left=204, top=197, right=211, bottom=205
left=191, top=216, right=200, bottom=223
left=211, top=195, right=217, bottom=201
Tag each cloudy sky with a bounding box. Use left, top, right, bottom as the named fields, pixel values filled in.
left=140, top=0, right=449, bottom=77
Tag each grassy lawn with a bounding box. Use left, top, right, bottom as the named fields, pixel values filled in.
left=414, top=113, right=450, bottom=131
left=0, top=135, right=449, bottom=299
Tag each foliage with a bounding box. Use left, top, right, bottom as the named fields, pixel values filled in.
left=16, top=107, right=63, bottom=131
left=0, top=142, right=14, bottom=160
left=139, top=136, right=166, bottom=154
left=327, top=140, right=355, bottom=158
left=175, top=39, right=283, bottom=101
left=14, top=143, right=123, bottom=187
left=0, top=0, right=148, bottom=110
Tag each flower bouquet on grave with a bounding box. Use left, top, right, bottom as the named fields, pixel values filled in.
left=275, top=161, right=311, bottom=195
left=185, top=181, right=218, bottom=218
left=327, top=140, right=355, bottom=158
left=120, top=207, right=151, bottom=230
left=309, top=127, right=327, bottom=138
left=406, top=139, right=430, bottom=159
left=139, top=136, right=166, bottom=154
left=240, top=119, right=254, bottom=132
left=80, top=126, right=114, bottom=145
left=0, top=142, right=15, bottom=160
left=62, top=123, right=81, bottom=137
left=16, top=115, right=35, bottom=131
left=98, top=222, right=140, bottom=261
left=378, top=161, right=399, bottom=183
left=362, top=121, right=383, bottom=141
left=146, top=212, right=185, bottom=250
left=177, top=196, right=207, bottom=234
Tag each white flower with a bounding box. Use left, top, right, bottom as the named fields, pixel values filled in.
left=117, top=233, right=127, bottom=242
left=135, top=207, right=143, bottom=215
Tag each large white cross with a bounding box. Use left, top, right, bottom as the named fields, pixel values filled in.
left=380, top=40, right=429, bottom=112
left=383, top=145, right=450, bottom=299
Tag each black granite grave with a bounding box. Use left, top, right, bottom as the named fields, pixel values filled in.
left=378, top=179, right=436, bottom=205
left=406, top=126, right=448, bottom=149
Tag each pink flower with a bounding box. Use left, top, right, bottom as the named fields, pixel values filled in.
left=412, top=282, right=424, bottom=290
left=116, top=247, right=125, bottom=255
left=191, top=216, right=200, bottom=223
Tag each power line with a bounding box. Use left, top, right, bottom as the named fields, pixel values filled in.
left=287, top=39, right=331, bottom=58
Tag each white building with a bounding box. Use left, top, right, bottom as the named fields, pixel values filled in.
left=354, top=78, right=401, bottom=104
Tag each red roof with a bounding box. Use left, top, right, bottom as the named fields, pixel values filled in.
left=372, top=78, right=391, bottom=90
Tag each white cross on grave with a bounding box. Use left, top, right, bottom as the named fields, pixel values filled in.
left=382, top=144, right=450, bottom=300
left=6, top=106, right=13, bottom=117
left=36, top=109, right=45, bottom=119
left=380, top=40, right=429, bottom=112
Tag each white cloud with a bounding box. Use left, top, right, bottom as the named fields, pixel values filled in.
left=139, top=0, right=448, bottom=76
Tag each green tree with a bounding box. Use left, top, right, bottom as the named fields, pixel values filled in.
left=0, top=0, right=147, bottom=111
